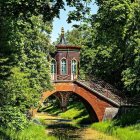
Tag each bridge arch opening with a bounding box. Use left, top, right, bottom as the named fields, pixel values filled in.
left=38, top=91, right=99, bottom=123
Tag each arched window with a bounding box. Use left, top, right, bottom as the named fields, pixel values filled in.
left=61, top=59, right=67, bottom=75
left=71, top=60, right=77, bottom=74
left=51, top=60, right=56, bottom=74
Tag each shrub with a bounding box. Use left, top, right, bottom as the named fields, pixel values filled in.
left=0, top=106, right=28, bottom=131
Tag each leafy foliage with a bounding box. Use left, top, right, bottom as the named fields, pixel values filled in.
left=0, top=5, right=52, bottom=130
left=0, top=106, right=28, bottom=130
left=92, top=0, right=140, bottom=94
left=0, top=0, right=93, bottom=21
left=64, top=0, right=140, bottom=96
left=0, top=0, right=95, bottom=131
left=0, top=0, right=139, bottom=133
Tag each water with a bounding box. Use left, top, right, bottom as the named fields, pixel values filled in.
left=36, top=113, right=117, bottom=140
left=44, top=115, right=82, bottom=139
left=46, top=121, right=85, bottom=139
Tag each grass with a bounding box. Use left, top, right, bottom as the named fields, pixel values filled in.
left=59, top=107, right=91, bottom=124
left=38, top=105, right=61, bottom=115
left=39, top=102, right=91, bottom=125
left=91, top=107, right=140, bottom=140
left=91, top=122, right=140, bottom=140
left=0, top=123, right=57, bottom=140
left=59, top=107, right=83, bottom=119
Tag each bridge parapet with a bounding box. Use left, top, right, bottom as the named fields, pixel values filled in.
left=51, top=75, right=128, bottom=106
left=76, top=76, right=127, bottom=106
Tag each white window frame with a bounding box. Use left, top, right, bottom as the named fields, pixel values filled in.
left=51, top=59, right=56, bottom=74
left=60, top=57, right=67, bottom=75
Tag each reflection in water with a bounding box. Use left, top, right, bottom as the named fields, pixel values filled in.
left=47, top=123, right=84, bottom=140
left=36, top=113, right=117, bottom=140
left=46, top=117, right=85, bottom=140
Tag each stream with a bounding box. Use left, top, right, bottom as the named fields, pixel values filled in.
left=36, top=113, right=117, bottom=140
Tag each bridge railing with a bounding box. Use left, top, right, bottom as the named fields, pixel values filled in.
left=77, top=75, right=128, bottom=106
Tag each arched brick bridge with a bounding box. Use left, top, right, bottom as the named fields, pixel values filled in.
left=39, top=80, right=123, bottom=122
left=36, top=28, right=126, bottom=122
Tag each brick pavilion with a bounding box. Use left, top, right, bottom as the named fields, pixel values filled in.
left=51, top=27, right=81, bottom=81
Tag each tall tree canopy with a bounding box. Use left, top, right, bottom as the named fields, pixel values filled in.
left=64, top=0, right=140, bottom=95
left=0, top=14, right=52, bottom=130
left=91, top=0, right=140, bottom=95
left=0, top=0, right=94, bottom=130
left=0, top=0, right=139, bottom=131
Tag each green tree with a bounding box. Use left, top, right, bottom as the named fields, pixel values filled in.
left=0, top=14, right=52, bottom=130
left=0, top=0, right=93, bottom=130
left=64, top=0, right=140, bottom=96
left=92, top=0, right=140, bottom=94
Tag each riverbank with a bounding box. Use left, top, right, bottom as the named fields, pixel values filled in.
left=38, top=101, right=91, bottom=124
left=1, top=110, right=139, bottom=140
left=38, top=101, right=140, bottom=140
left=2, top=100, right=139, bottom=139
left=91, top=107, right=140, bottom=140
left=0, top=122, right=56, bottom=140
left=36, top=112, right=118, bottom=140
left=91, top=121, right=140, bottom=140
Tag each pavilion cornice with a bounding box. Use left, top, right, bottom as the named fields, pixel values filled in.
left=56, top=44, right=81, bottom=50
